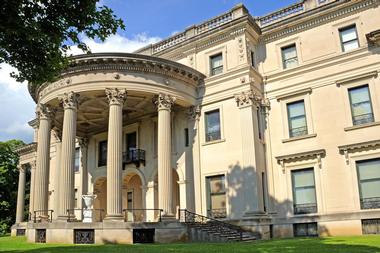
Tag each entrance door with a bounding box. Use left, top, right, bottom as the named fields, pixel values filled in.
left=126, top=132, right=137, bottom=160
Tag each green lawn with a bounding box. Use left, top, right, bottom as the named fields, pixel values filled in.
left=1, top=235, right=380, bottom=253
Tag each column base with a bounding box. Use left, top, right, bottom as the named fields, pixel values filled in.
left=103, top=214, right=124, bottom=221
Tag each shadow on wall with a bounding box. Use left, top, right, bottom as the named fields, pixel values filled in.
left=227, top=162, right=334, bottom=237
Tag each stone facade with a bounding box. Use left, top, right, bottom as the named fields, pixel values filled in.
left=12, top=0, right=380, bottom=243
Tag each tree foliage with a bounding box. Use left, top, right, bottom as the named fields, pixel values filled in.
left=0, top=140, right=24, bottom=235
left=0, top=0, right=125, bottom=86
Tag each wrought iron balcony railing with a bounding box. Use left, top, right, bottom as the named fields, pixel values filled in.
left=361, top=197, right=380, bottom=210
left=353, top=113, right=374, bottom=125
left=294, top=203, right=317, bottom=215
left=122, top=149, right=146, bottom=167
left=123, top=208, right=163, bottom=222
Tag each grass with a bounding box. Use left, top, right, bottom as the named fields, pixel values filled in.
left=0, top=235, right=380, bottom=253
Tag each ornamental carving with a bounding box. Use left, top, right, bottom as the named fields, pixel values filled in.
left=187, top=105, right=201, bottom=121
left=153, top=93, right=176, bottom=111
left=78, top=137, right=89, bottom=150
left=36, top=103, right=55, bottom=121
left=105, top=88, right=127, bottom=106
left=59, top=91, right=80, bottom=110
left=234, top=90, right=261, bottom=108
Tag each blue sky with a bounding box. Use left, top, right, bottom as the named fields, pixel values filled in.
left=109, top=0, right=298, bottom=38
left=0, top=0, right=297, bottom=143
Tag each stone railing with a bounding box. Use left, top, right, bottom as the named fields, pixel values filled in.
left=139, top=5, right=247, bottom=55
left=258, top=2, right=305, bottom=27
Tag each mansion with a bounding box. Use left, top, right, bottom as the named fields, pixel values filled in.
left=11, top=0, right=380, bottom=244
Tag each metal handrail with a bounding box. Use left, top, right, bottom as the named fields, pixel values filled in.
left=179, top=209, right=243, bottom=240
left=122, top=208, right=163, bottom=222
left=32, top=210, right=54, bottom=223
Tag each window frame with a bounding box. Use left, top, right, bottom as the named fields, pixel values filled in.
left=209, top=53, right=224, bottom=76
left=348, top=84, right=374, bottom=126
left=339, top=24, right=359, bottom=52
left=98, top=140, right=107, bottom=167
left=206, top=174, right=227, bottom=218
left=294, top=222, right=318, bottom=237
left=355, top=158, right=380, bottom=210
left=291, top=168, right=318, bottom=215
left=281, top=44, right=298, bottom=69
left=204, top=109, right=222, bottom=143
left=286, top=100, right=308, bottom=138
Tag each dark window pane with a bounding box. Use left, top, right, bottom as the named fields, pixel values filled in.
left=210, top=53, right=223, bottom=76
left=98, top=140, right=107, bottom=167
left=184, top=128, right=189, bottom=147
left=205, top=109, right=221, bottom=142
left=294, top=223, right=318, bottom=237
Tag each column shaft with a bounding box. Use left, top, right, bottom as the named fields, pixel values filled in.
left=34, top=104, right=53, bottom=218
left=29, top=161, right=36, bottom=216
left=15, top=167, right=26, bottom=223
left=105, top=88, right=127, bottom=220
left=57, top=92, right=79, bottom=219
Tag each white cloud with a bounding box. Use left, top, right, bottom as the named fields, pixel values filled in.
left=0, top=33, right=161, bottom=143
left=68, top=33, right=161, bottom=55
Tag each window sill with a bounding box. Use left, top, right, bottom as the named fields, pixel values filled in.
left=282, top=134, right=317, bottom=143
left=202, top=138, right=226, bottom=146
left=344, top=121, right=380, bottom=131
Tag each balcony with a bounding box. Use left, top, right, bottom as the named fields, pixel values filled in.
left=122, top=149, right=146, bottom=167
left=361, top=197, right=380, bottom=210
left=294, top=203, right=317, bottom=215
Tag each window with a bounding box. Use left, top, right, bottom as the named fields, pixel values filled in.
left=281, top=44, right=298, bottom=69
left=210, top=53, right=223, bottom=76
left=98, top=140, right=107, bottom=167
left=356, top=158, right=380, bottom=209
left=294, top=223, right=318, bottom=237
left=292, top=169, right=317, bottom=214
left=74, top=147, right=80, bottom=172
left=250, top=50, right=255, bottom=68
left=339, top=25, right=359, bottom=52
left=74, top=188, right=78, bottom=208
left=348, top=85, right=374, bottom=125
left=205, top=109, right=221, bottom=142
left=126, top=132, right=137, bottom=160
left=287, top=100, right=308, bottom=138
left=184, top=128, right=189, bottom=147
left=362, top=219, right=380, bottom=234
left=206, top=175, right=226, bottom=218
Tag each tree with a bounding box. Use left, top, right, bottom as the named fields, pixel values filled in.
left=0, top=0, right=125, bottom=86
left=0, top=140, right=24, bottom=235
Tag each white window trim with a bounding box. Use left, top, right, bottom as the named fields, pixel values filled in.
left=285, top=160, right=325, bottom=216
left=278, top=89, right=315, bottom=141
left=204, top=46, right=228, bottom=77
left=348, top=151, right=380, bottom=211
left=336, top=72, right=380, bottom=129
left=276, top=37, right=303, bottom=70
left=201, top=105, right=226, bottom=145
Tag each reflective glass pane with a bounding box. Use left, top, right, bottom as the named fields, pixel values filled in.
left=343, top=40, right=359, bottom=51
left=211, top=194, right=226, bottom=209
left=288, top=101, right=305, bottom=118
left=361, top=181, right=380, bottom=199
left=357, top=159, right=380, bottom=180
left=205, top=110, right=221, bottom=141
left=209, top=175, right=225, bottom=193
left=341, top=26, right=357, bottom=42
left=349, top=86, right=370, bottom=104
left=211, top=54, right=223, bottom=68
left=293, top=170, right=315, bottom=187
left=295, top=188, right=317, bottom=204
left=282, top=45, right=297, bottom=59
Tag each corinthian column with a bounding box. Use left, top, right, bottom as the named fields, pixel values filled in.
left=57, top=92, right=79, bottom=219
left=34, top=104, right=54, bottom=218
left=153, top=93, right=176, bottom=217
left=15, top=165, right=26, bottom=223
left=105, top=88, right=127, bottom=220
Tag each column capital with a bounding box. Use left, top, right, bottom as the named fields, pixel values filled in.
left=153, top=93, right=176, bottom=111
left=234, top=90, right=261, bottom=108
left=17, top=164, right=25, bottom=173
left=29, top=160, right=36, bottom=170
left=105, top=88, right=127, bottom=106
left=59, top=91, right=80, bottom=110
left=187, top=105, right=201, bottom=121
left=36, top=103, right=55, bottom=121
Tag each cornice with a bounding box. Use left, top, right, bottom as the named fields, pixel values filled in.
left=276, top=149, right=326, bottom=173
left=30, top=53, right=205, bottom=103
left=14, top=142, right=37, bottom=156
left=262, top=0, right=379, bottom=42
left=338, top=139, right=380, bottom=164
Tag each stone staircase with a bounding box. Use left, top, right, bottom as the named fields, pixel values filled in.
left=179, top=209, right=257, bottom=242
